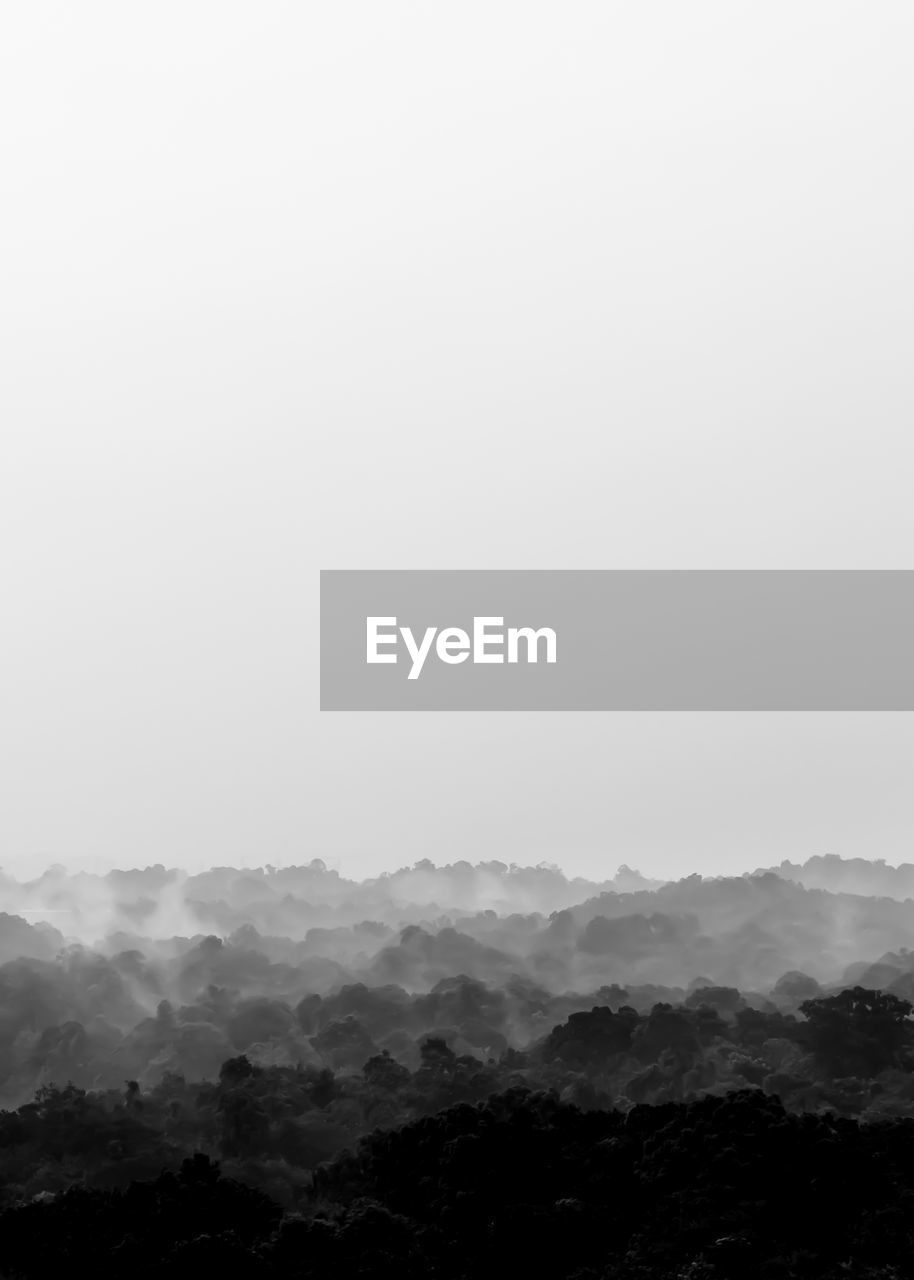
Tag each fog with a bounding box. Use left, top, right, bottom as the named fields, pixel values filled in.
left=1, top=853, right=914, bottom=1107
left=3, top=850, right=914, bottom=1274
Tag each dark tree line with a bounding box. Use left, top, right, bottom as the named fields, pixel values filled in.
left=2, top=1089, right=914, bottom=1277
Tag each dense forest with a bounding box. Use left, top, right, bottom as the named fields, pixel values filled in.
left=3, top=856, right=914, bottom=1275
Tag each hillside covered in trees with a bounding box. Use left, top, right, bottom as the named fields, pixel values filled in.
left=3, top=856, right=914, bottom=1275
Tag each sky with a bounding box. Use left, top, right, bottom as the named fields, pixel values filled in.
left=2, top=2, right=914, bottom=881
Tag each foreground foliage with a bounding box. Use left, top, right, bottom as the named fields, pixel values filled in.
left=1, top=1089, right=913, bottom=1278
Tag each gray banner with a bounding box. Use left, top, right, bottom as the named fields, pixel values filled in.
left=320, top=571, right=914, bottom=710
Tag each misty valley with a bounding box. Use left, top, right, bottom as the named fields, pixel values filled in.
left=1, top=855, right=914, bottom=1276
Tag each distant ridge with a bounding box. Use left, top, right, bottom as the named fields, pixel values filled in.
left=755, top=854, right=914, bottom=900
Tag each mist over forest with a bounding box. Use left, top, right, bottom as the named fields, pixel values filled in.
left=2, top=855, right=914, bottom=1275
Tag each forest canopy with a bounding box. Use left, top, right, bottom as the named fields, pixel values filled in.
left=2, top=856, right=914, bottom=1276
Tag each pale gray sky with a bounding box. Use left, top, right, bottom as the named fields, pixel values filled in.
left=2, top=3, right=914, bottom=880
